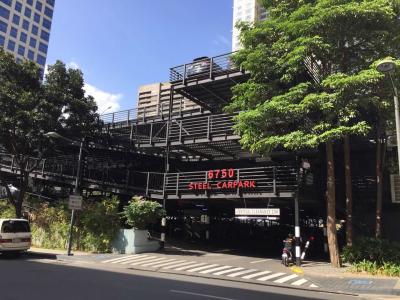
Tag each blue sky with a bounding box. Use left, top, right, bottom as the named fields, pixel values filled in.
left=46, top=0, right=233, bottom=113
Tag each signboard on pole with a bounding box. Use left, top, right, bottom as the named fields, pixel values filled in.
left=235, top=208, right=280, bottom=216
left=68, top=195, right=83, bottom=210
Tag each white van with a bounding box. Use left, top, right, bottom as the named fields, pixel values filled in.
left=0, top=219, right=31, bottom=254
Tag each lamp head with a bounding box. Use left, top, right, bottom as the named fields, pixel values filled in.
left=376, top=59, right=396, bottom=74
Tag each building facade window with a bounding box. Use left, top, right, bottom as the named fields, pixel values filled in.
left=27, top=49, right=34, bottom=60
left=42, top=18, right=51, bottom=30
left=0, top=20, right=7, bottom=33
left=35, top=1, right=42, bottom=12
left=12, top=14, right=20, bottom=25
left=18, top=44, right=25, bottom=56
left=37, top=54, right=45, bottom=66
left=0, top=6, right=10, bottom=19
left=31, top=24, right=38, bottom=35
left=40, top=29, right=49, bottom=41
left=44, top=7, right=53, bottom=18
left=15, top=1, right=22, bottom=12
left=7, top=39, right=15, bottom=51
left=29, top=36, right=36, bottom=48
left=10, top=26, right=17, bottom=38
left=0, top=0, right=12, bottom=7
left=22, top=19, right=29, bottom=30
left=24, top=7, right=31, bottom=18
left=34, top=12, right=40, bottom=23
left=46, top=0, right=55, bottom=7
left=27, top=0, right=33, bottom=5
left=38, top=42, right=47, bottom=53
left=19, top=31, right=27, bottom=42
left=0, top=34, right=4, bottom=46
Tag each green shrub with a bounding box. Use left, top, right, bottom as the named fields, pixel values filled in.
left=342, top=237, right=400, bottom=265
left=2, top=196, right=122, bottom=252
left=122, top=197, right=165, bottom=230
left=343, top=237, right=400, bottom=277
left=0, top=200, right=15, bottom=218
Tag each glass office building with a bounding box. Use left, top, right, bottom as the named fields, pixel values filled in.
left=0, top=0, right=54, bottom=77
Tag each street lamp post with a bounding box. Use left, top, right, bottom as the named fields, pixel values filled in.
left=376, top=60, right=400, bottom=175
left=44, top=132, right=85, bottom=256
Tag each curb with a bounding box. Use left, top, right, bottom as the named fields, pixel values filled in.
left=54, top=256, right=359, bottom=297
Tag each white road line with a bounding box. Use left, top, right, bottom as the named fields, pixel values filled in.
left=127, top=256, right=159, bottom=265
left=212, top=267, right=244, bottom=276
left=170, top=290, right=236, bottom=300
left=249, top=259, right=271, bottom=264
left=119, top=255, right=156, bottom=265
left=291, top=278, right=308, bottom=286
left=163, top=261, right=198, bottom=270
left=199, top=265, right=233, bottom=274
left=257, top=272, right=286, bottom=282
left=309, top=284, right=318, bottom=288
left=173, top=263, right=207, bottom=271
left=140, top=258, right=175, bottom=267
left=242, top=270, right=271, bottom=279
left=103, top=254, right=145, bottom=264
left=186, top=264, right=219, bottom=273
left=147, top=260, right=183, bottom=268
left=227, top=269, right=258, bottom=278
left=274, top=274, right=298, bottom=283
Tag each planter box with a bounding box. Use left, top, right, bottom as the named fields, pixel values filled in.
left=112, top=229, right=159, bottom=254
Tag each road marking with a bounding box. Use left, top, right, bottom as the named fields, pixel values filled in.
left=257, top=272, right=286, bottom=281
left=163, top=261, right=198, bottom=270
left=128, top=256, right=159, bottom=265
left=290, top=266, right=304, bottom=274
left=187, top=264, right=219, bottom=273
left=140, top=258, right=176, bottom=267
left=103, top=254, right=145, bottom=264
left=212, top=267, right=244, bottom=276
left=250, top=259, right=271, bottom=264
left=170, top=290, right=236, bottom=300
left=173, top=263, right=207, bottom=271
left=274, top=274, right=298, bottom=283
left=148, top=260, right=183, bottom=268
left=199, top=265, right=233, bottom=274
left=120, top=256, right=157, bottom=265
left=309, top=284, right=318, bottom=288
left=227, top=269, right=258, bottom=278
left=242, top=270, right=271, bottom=279
left=291, top=278, right=308, bottom=286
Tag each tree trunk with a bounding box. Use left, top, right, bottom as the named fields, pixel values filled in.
left=326, top=141, right=341, bottom=267
left=344, top=135, right=353, bottom=246
left=13, top=172, right=29, bottom=218
left=375, top=135, right=383, bottom=239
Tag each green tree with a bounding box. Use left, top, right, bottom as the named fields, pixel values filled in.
left=0, top=50, right=99, bottom=217
left=228, top=0, right=400, bottom=266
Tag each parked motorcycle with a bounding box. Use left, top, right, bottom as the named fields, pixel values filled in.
left=281, top=235, right=314, bottom=267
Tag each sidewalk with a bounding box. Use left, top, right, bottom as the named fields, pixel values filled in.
left=29, top=247, right=91, bottom=257
left=300, top=260, right=400, bottom=297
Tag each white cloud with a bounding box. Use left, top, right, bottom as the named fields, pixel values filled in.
left=214, top=35, right=231, bottom=47
left=84, top=83, right=122, bottom=114
left=67, top=61, right=80, bottom=69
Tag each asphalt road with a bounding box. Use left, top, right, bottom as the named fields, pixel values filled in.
left=0, top=254, right=362, bottom=300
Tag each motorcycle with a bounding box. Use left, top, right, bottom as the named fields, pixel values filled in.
left=281, top=235, right=314, bottom=267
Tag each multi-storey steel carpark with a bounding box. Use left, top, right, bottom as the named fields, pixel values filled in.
left=1, top=52, right=399, bottom=254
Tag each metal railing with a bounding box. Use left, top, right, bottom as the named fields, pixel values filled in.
left=100, top=102, right=206, bottom=126
left=105, top=112, right=238, bottom=145
left=170, top=52, right=241, bottom=83
left=0, top=154, right=298, bottom=199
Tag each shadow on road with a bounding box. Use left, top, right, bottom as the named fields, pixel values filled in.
left=0, top=258, right=353, bottom=300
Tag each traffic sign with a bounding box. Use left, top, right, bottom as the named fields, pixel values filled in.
left=235, top=208, right=280, bottom=216
left=68, top=195, right=83, bottom=210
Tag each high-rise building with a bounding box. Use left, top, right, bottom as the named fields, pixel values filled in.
left=137, top=82, right=200, bottom=119
left=0, top=0, right=55, bottom=76
left=232, top=0, right=267, bottom=51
